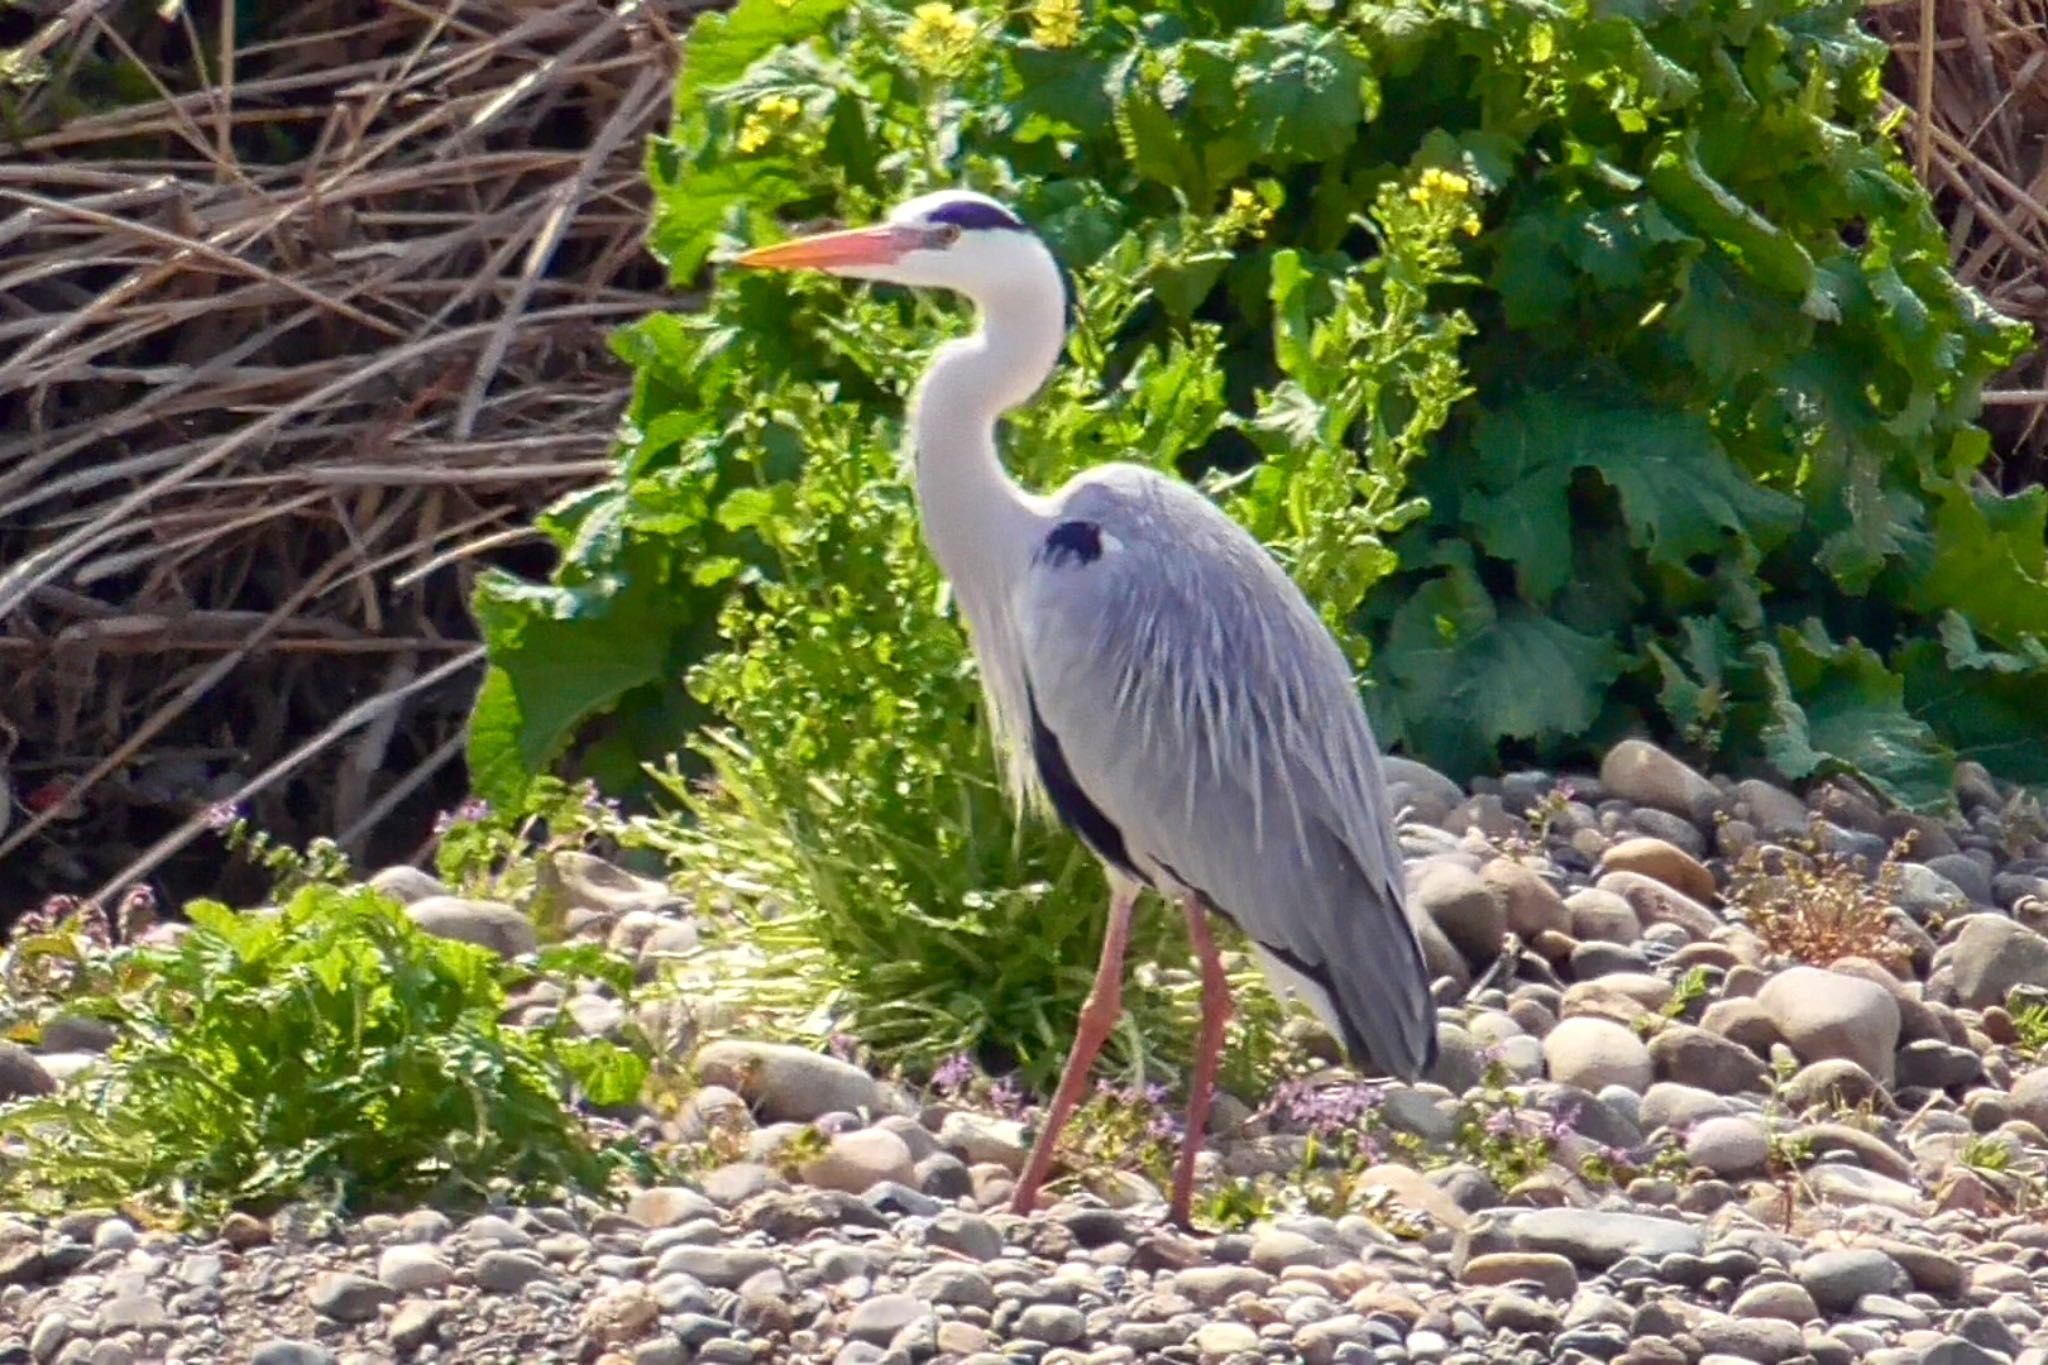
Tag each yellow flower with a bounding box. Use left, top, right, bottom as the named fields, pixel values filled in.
left=900, top=2, right=981, bottom=77
left=1407, top=166, right=1474, bottom=205
left=1223, top=186, right=1276, bottom=238
left=1029, top=0, right=1083, bottom=48
left=737, top=94, right=803, bottom=154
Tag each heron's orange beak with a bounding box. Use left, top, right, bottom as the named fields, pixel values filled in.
left=736, top=224, right=920, bottom=271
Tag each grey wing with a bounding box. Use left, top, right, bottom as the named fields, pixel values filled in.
left=1014, top=469, right=1438, bottom=1080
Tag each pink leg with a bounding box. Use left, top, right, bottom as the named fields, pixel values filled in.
left=1170, top=892, right=1233, bottom=1229
left=1010, top=881, right=1140, bottom=1216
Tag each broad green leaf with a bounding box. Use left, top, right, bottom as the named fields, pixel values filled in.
left=1898, top=615, right=2048, bottom=784
left=1756, top=624, right=1956, bottom=812
left=1905, top=480, right=2048, bottom=645
left=1372, top=550, right=1626, bottom=776
left=672, top=0, right=853, bottom=125
left=1464, top=388, right=1802, bottom=605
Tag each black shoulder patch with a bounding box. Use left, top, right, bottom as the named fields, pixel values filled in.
left=1038, top=520, right=1102, bottom=568
left=926, top=199, right=1026, bottom=232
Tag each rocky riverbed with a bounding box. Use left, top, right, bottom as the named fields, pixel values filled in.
left=6, top=740, right=2048, bottom=1365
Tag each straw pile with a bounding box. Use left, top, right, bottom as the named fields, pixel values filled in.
left=0, top=0, right=2042, bottom=917
left=0, top=0, right=692, bottom=910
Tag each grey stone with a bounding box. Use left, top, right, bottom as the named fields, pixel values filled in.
left=1920, top=1340, right=2011, bottom=1365
left=1950, top=916, right=2048, bottom=1010
left=1684, top=1116, right=1771, bottom=1178
left=1650, top=1024, right=1770, bottom=1094
left=1729, top=1280, right=1818, bottom=1324
left=846, top=1293, right=923, bottom=1346
left=1413, top=861, right=1508, bottom=965
left=386, top=1301, right=449, bottom=1353
left=250, top=1344, right=339, bottom=1365
left=1692, top=1312, right=1805, bottom=1362
left=1509, top=1209, right=1704, bottom=1268
left=96, top=1296, right=168, bottom=1332
left=695, top=1040, right=893, bottom=1122
left=1014, top=1303, right=1086, bottom=1345
left=927, top=1210, right=1003, bottom=1262
left=907, top=1263, right=993, bottom=1309
left=471, top=1250, right=553, bottom=1292
left=0, top=1043, right=55, bottom=1101
left=1601, top=741, right=1718, bottom=818
left=402, top=896, right=536, bottom=957
left=1796, top=1248, right=1903, bottom=1313
left=306, top=1272, right=394, bottom=1323
left=651, top=1244, right=775, bottom=1289
left=1545, top=1016, right=1655, bottom=1093
left=1757, top=966, right=1902, bottom=1083
left=29, top=1314, right=71, bottom=1365
left=367, top=865, right=449, bottom=904
left=1925, top=854, right=1994, bottom=906
left=1894, top=1039, right=1980, bottom=1090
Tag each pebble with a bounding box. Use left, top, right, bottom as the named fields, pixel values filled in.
left=1757, top=966, right=1903, bottom=1083
left=1543, top=1016, right=1654, bottom=1093
left=305, top=1272, right=393, bottom=1322
left=10, top=756, right=2048, bottom=1365
left=402, top=895, right=538, bottom=957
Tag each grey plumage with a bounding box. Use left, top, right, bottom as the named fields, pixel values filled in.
left=735, top=186, right=1439, bottom=1222
left=1014, top=462, right=1438, bottom=1080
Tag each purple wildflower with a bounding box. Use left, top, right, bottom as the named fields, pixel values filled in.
left=1483, top=1108, right=1520, bottom=1139
left=432, top=796, right=492, bottom=837
left=1281, top=1080, right=1385, bottom=1137
left=988, top=1074, right=1028, bottom=1119
left=1541, top=1103, right=1581, bottom=1142
left=828, top=1032, right=860, bottom=1063
left=202, top=800, right=243, bottom=833
left=931, top=1051, right=975, bottom=1093
left=1146, top=1110, right=1183, bottom=1144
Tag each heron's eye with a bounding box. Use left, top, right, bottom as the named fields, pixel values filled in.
left=927, top=222, right=963, bottom=249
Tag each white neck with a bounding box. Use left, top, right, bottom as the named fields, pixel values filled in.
left=907, top=278, right=1067, bottom=601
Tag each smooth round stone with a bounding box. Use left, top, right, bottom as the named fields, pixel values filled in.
left=305, top=1272, right=393, bottom=1323
left=1685, top=1116, right=1771, bottom=1178
left=376, top=1244, right=454, bottom=1293
left=471, top=1250, right=554, bottom=1293
left=1730, top=1280, right=1818, bottom=1324
left=1797, top=1249, right=1904, bottom=1313
left=1191, top=1320, right=1261, bottom=1359
left=249, top=1345, right=338, bottom=1365
left=846, top=1294, right=923, bottom=1345
left=1015, top=1304, right=1086, bottom=1345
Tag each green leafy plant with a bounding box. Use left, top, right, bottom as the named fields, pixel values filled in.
left=431, top=775, right=632, bottom=904
left=209, top=803, right=355, bottom=899
left=2007, top=991, right=2048, bottom=1059
left=506, top=0, right=1481, bottom=1088
left=470, top=0, right=2037, bottom=1083
left=0, top=884, right=648, bottom=1223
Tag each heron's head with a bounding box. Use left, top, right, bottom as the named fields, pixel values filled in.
left=735, top=189, right=1053, bottom=303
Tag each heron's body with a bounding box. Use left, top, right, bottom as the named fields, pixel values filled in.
left=990, top=463, right=1436, bottom=1077
left=737, top=188, right=1438, bottom=1225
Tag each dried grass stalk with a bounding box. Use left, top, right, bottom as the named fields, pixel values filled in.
left=1867, top=0, right=2048, bottom=481
left=0, top=0, right=695, bottom=911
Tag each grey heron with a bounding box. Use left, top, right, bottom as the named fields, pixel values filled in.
left=736, top=188, right=1438, bottom=1227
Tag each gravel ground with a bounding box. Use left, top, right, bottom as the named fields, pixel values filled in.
left=6, top=740, right=2048, bottom=1365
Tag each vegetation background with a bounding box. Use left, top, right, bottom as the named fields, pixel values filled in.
left=1, top=0, right=2045, bottom=1082
left=0, top=0, right=2043, bottom=1225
